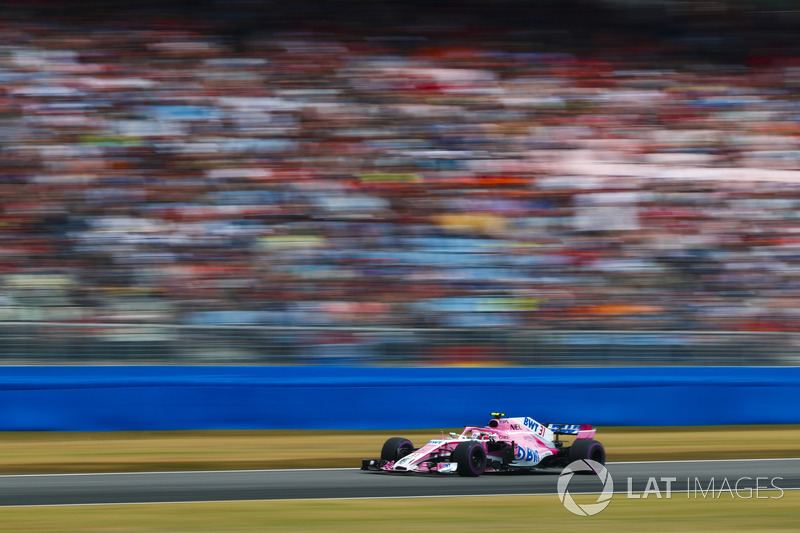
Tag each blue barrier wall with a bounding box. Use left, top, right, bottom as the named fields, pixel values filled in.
left=1, top=366, right=799, bottom=431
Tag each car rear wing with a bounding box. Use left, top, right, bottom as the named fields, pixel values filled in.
left=546, top=423, right=596, bottom=440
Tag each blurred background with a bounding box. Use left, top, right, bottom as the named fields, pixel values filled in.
left=2, top=0, right=800, bottom=365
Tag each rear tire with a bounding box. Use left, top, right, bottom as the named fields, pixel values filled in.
left=381, top=437, right=414, bottom=461
left=452, top=441, right=487, bottom=477
left=568, top=439, right=606, bottom=466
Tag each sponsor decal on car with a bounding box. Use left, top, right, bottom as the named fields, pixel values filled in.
left=438, top=463, right=457, bottom=473
left=514, top=445, right=540, bottom=463
left=524, top=417, right=549, bottom=437
left=549, top=423, right=581, bottom=435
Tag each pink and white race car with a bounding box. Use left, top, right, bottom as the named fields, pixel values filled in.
left=362, top=413, right=605, bottom=477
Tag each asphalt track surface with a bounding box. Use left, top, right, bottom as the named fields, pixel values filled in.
left=0, top=459, right=797, bottom=506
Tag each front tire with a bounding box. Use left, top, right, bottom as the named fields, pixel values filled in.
left=452, top=441, right=487, bottom=477
left=568, top=439, right=606, bottom=466
left=381, top=437, right=414, bottom=461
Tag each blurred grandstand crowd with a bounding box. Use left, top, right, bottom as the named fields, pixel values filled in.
left=3, top=0, right=800, bottom=340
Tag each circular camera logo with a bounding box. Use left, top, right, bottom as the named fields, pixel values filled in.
left=557, top=459, right=614, bottom=516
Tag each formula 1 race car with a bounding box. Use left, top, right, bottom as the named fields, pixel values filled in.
left=361, top=413, right=605, bottom=477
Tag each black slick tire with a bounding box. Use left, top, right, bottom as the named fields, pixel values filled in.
left=568, top=439, right=606, bottom=466
left=451, top=441, right=487, bottom=477
left=381, top=437, right=414, bottom=461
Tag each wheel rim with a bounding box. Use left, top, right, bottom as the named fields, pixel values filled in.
left=471, top=453, right=481, bottom=469
left=470, top=448, right=484, bottom=471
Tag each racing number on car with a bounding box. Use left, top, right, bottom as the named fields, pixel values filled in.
left=523, top=417, right=547, bottom=437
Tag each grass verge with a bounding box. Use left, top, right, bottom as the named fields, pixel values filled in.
left=0, top=492, right=795, bottom=532
left=0, top=425, right=799, bottom=474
